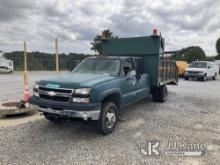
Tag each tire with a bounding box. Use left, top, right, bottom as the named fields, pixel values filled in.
left=97, top=102, right=118, bottom=135
left=44, top=113, right=61, bottom=122
left=202, top=74, right=207, bottom=82
left=152, top=85, right=168, bottom=103
left=212, top=73, right=217, bottom=80
left=184, top=77, right=189, bottom=80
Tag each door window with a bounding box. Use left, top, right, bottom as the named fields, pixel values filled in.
left=123, top=60, right=135, bottom=77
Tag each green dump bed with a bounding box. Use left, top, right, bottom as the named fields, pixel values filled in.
left=102, top=35, right=178, bottom=87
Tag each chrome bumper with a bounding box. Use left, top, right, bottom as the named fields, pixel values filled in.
left=32, top=105, right=100, bottom=121
left=184, top=72, right=204, bottom=78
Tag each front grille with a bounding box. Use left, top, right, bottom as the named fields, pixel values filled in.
left=188, top=71, right=199, bottom=74
left=39, top=86, right=72, bottom=94
left=39, top=94, right=70, bottom=102
left=38, top=86, right=73, bottom=102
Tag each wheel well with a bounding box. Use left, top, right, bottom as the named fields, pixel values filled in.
left=102, top=93, right=121, bottom=108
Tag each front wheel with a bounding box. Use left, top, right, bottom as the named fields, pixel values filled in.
left=202, top=74, right=207, bottom=82
left=152, top=85, right=168, bottom=103
left=97, top=102, right=118, bottom=135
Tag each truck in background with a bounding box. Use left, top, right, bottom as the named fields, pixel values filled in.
left=29, top=30, right=178, bottom=134
left=184, top=61, right=219, bottom=81
left=0, top=52, right=14, bottom=73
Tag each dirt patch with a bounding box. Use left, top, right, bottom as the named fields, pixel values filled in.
left=0, top=112, right=43, bottom=128
left=2, top=101, right=18, bottom=107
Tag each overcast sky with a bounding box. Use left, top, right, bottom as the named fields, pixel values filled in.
left=0, top=0, right=219, bottom=55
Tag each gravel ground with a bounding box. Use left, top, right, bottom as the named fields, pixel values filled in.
left=0, top=72, right=220, bottom=165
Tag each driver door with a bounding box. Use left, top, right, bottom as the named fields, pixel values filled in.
left=120, top=59, right=137, bottom=106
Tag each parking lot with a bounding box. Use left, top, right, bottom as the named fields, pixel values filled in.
left=0, top=72, right=220, bottom=164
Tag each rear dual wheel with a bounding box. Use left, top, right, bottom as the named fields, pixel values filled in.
left=152, top=85, right=168, bottom=103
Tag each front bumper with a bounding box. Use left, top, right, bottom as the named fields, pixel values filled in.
left=29, top=96, right=101, bottom=120
left=184, top=72, right=204, bottom=78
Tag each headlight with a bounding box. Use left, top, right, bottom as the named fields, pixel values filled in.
left=33, top=91, right=39, bottom=97
left=72, top=97, right=90, bottom=103
left=33, top=83, right=39, bottom=97
left=33, top=83, right=39, bottom=90
left=74, top=88, right=91, bottom=95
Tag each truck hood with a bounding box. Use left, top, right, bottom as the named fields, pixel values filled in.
left=185, top=68, right=207, bottom=72
left=38, top=73, right=116, bottom=89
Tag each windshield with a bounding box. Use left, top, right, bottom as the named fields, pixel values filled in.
left=73, top=58, right=121, bottom=76
left=188, top=62, right=207, bottom=68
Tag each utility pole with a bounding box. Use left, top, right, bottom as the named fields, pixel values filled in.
left=55, top=38, right=59, bottom=73
left=23, top=41, right=28, bottom=86
left=22, top=41, right=30, bottom=102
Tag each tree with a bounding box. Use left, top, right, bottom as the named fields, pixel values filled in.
left=215, top=55, right=220, bottom=60
left=216, top=38, right=220, bottom=55
left=3, top=51, right=88, bottom=71
left=177, top=46, right=206, bottom=63
left=91, top=29, right=117, bottom=54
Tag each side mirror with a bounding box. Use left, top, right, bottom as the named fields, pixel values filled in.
left=136, top=74, right=141, bottom=80
left=208, top=66, right=211, bottom=69
left=127, top=70, right=136, bottom=80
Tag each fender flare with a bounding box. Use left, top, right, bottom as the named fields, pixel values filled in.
left=99, top=88, right=121, bottom=102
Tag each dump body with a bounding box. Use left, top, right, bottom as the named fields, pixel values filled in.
left=102, top=35, right=178, bottom=87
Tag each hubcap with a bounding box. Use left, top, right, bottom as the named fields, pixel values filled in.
left=105, top=111, right=116, bottom=129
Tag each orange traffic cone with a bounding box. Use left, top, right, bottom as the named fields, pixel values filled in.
left=23, top=85, right=30, bottom=102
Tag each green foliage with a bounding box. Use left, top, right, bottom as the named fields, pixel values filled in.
left=206, top=56, right=216, bottom=61
left=216, top=38, right=220, bottom=55
left=91, top=35, right=102, bottom=54
left=176, top=46, right=206, bottom=63
left=90, top=29, right=117, bottom=54
left=3, top=51, right=89, bottom=71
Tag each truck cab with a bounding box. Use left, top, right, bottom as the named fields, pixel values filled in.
left=30, top=32, right=178, bottom=134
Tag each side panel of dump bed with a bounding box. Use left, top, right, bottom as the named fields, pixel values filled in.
left=159, top=52, right=178, bottom=85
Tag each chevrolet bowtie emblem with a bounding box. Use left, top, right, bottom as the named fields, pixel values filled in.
left=47, top=91, right=56, bottom=96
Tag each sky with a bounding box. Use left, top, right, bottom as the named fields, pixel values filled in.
left=0, top=0, right=220, bottom=55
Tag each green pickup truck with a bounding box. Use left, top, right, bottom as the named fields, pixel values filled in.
left=29, top=32, right=178, bottom=134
